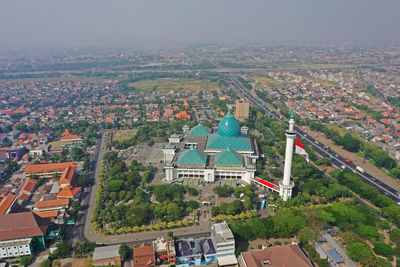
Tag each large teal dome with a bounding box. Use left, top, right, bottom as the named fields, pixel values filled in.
left=217, top=110, right=240, bottom=137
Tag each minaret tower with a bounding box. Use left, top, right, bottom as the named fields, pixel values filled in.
left=279, top=111, right=296, bottom=201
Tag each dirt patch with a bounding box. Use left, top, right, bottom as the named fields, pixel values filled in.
left=58, top=258, right=91, bottom=267
left=113, top=130, right=137, bottom=142
left=301, top=126, right=400, bottom=191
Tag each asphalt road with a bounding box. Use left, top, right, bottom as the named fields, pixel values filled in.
left=229, top=74, right=400, bottom=202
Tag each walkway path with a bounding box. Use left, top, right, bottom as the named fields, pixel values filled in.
left=324, top=234, right=357, bottom=267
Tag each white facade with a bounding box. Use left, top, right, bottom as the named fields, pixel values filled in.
left=211, top=222, right=238, bottom=266
left=165, top=166, right=255, bottom=184
left=0, top=238, right=32, bottom=259
left=280, top=115, right=296, bottom=201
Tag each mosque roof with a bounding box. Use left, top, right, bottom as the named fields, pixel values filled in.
left=177, top=146, right=207, bottom=165
left=214, top=146, right=244, bottom=166
left=188, top=122, right=212, bottom=137
left=206, top=134, right=252, bottom=151
left=217, top=110, right=240, bottom=138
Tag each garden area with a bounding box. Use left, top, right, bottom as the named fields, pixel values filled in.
left=92, top=151, right=201, bottom=234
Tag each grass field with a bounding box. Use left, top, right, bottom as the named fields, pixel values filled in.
left=128, top=78, right=221, bottom=92
left=308, top=77, right=336, bottom=88
left=252, top=76, right=284, bottom=89
left=113, top=130, right=137, bottom=142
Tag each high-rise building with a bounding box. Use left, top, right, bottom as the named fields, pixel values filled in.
left=235, top=98, right=249, bottom=119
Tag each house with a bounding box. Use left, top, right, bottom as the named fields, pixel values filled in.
left=34, top=198, right=69, bottom=212
left=5, top=147, right=28, bottom=161
left=238, top=244, right=312, bottom=267
left=92, top=245, right=122, bottom=266
left=0, top=212, right=50, bottom=259
left=57, top=185, right=81, bottom=200
left=18, top=179, right=38, bottom=204
left=175, top=238, right=217, bottom=267
left=35, top=210, right=65, bottom=225
left=133, top=243, right=156, bottom=267
left=60, top=129, right=83, bottom=142
left=0, top=194, right=18, bottom=215
left=153, top=236, right=176, bottom=265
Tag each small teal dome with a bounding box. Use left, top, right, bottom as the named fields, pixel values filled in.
left=217, top=110, right=240, bottom=137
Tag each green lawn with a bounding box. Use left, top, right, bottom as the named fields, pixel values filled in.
left=128, top=78, right=221, bottom=92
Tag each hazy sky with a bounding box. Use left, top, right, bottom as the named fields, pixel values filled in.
left=1, top=0, right=400, bottom=48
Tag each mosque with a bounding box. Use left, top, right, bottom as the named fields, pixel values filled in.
left=163, top=109, right=296, bottom=201
left=163, top=110, right=259, bottom=184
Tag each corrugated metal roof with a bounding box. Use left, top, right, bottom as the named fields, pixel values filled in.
left=93, top=245, right=120, bottom=260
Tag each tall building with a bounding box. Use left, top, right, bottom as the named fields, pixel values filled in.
left=279, top=111, right=296, bottom=201
left=235, top=98, right=250, bottom=119
left=210, top=221, right=238, bottom=266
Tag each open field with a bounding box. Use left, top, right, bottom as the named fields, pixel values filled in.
left=307, top=76, right=336, bottom=88
left=113, top=129, right=137, bottom=142
left=58, top=258, right=91, bottom=267
left=252, top=76, right=284, bottom=89
left=128, top=78, right=221, bottom=92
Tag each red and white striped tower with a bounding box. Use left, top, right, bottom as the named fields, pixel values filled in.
left=279, top=111, right=296, bottom=201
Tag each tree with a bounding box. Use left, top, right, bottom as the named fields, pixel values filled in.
left=20, top=255, right=33, bottom=266
left=390, top=228, right=400, bottom=243
left=167, top=231, right=174, bottom=237
left=347, top=242, right=374, bottom=263
left=53, top=242, right=72, bottom=259
left=373, top=242, right=394, bottom=259
left=119, top=244, right=131, bottom=261
left=39, top=259, right=52, bottom=267
left=75, top=241, right=96, bottom=257
left=298, top=226, right=316, bottom=244
left=213, top=185, right=234, bottom=197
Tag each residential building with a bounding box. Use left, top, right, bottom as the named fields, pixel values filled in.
left=0, top=194, right=17, bottom=215
left=34, top=198, right=69, bottom=212
left=92, top=245, right=122, bottom=266
left=0, top=211, right=50, bottom=259
left=235, top=98, right=249, bottom=119
left=238, top=244, right=312, bottom=267
left=211, top=221, right=237, bottom=266
left=133, top=243, right=156, bottom=267
left=175, top=238, right=217, bottom=267
left=153, top=236, right=176, bottom=265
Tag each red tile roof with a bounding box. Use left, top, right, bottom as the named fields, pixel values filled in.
left=57, top=186, right=81, bottom=199
left=241, top=245, right=312, bottom=267
left=35, top=198, right=69, bottom=209
left=0, top=211, right=50, bottom=240
left=25, top=162, right=76, bottom=173
left=35, top=210, right=58, bottom=218
left=0, top=194, right=16, bottom=215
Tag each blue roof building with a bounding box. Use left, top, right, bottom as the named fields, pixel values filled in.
left=177, top=146, right=207, bottom=167
left=188, top=122, right=212, bottom=137
left=214, top=146, right=244, bottom=167
left=163, top=108, right=258, bottom=184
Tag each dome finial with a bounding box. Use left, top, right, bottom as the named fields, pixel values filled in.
left=290, top=110, right=295, bottom=119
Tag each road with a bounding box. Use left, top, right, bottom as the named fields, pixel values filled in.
left=229, top=74, right=400, bottom=202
